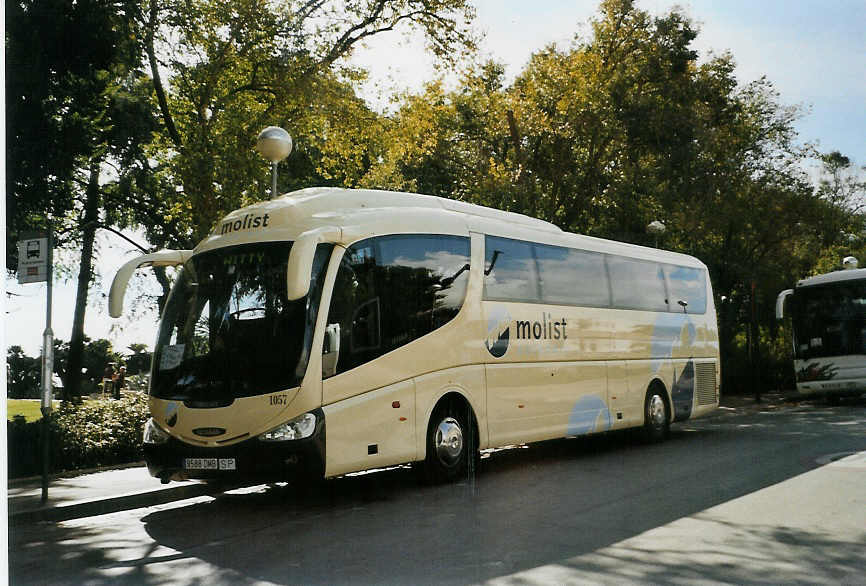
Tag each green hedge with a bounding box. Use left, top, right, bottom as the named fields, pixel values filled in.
left=7, top=392, right=150, bottom=478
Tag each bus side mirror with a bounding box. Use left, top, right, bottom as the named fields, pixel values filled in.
left=322, top=323, right=340, bottom=378
left=286, top=227, right=341, bottom=300
left=108, top=249, right=192, bottom=318
left=776, top=289, right=793, bottom=319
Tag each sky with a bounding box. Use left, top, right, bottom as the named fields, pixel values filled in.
left=4, top=0, right=865, bottom=357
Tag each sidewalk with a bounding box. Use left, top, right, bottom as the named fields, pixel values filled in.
left=5, top=392, right=796, bottom=525
left=7, top=465, right=216, bottom=524
left=486, top=450, right=866, bottom=585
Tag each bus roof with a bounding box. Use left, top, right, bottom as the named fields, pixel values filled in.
left=197, top=187, right=704, bottom=267
left=797, top=267, right=866, bottom=288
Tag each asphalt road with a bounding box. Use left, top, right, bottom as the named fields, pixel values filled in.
left=9, top=396, right=866, bottom=585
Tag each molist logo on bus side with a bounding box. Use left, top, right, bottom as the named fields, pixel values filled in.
left=485, top=307, right=568, bottom=358
left=218, top=213, right=271, bottom=235
left=515, top=313, right=567, bottom=341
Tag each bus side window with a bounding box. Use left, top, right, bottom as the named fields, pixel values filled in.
left=664, top=265, right=707, bottom=314
left=325, top=235, right=470, bottom=377
left=607, top=256, right=668, bottom=312
left=535, top=243, right=610, bottom=307
left=351, top=297, right=381, bottom=352
left=325, top=254, right=369, bottom=376
left=483, top=235, right=539, bottom=302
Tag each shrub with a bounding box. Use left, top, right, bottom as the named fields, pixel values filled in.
left=7, top=392, right=150, bottom=478
left=722, top=325, right=795, bottom=395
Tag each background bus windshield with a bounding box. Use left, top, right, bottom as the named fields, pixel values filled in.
left=793, top=280, right=866, bottom=360
left=151, top=242, right=329, bottom=404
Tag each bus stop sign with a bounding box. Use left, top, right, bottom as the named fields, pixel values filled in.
left=17, top=235, right=49, bottom=284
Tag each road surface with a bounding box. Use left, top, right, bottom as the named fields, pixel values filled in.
left=9, top=397, right=866, bottom=585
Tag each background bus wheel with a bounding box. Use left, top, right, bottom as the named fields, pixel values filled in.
left=423, top=401, right=470, bottom=484
left=643, top=387, right=670, bottom=442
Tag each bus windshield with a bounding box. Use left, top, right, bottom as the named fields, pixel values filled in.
left=151, top=242, right=331, bottom=405
left=793, top=280, right=866, bottom=360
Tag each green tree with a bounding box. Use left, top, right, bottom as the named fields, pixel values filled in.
left=124, top=343, right=153, bottom=376
left=369, top=0, right=858, bottom=393
left=6, top=0, right=159, bottom=399
left=5, top=0, right=131, bottom=266
left=6, top=346, right=41, bottom=399
left=138, top=0, right=476, bottom=245
left=807, top=152, right=866, bottom=274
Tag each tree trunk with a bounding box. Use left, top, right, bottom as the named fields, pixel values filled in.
left=154, top=266, right=172, bottom=314
left=64, top=159, right=102, bottom=399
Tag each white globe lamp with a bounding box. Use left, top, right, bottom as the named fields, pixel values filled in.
left=256, top=127, right=293, bottom=198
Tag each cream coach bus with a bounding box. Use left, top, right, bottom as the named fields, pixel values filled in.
left=110, top=187, right=720, bottom=485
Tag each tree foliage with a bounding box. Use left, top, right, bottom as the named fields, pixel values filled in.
left=136, top=0, right=477, bottom=245
left=5, top=0, right=144, bottom=265
left=364, top=0, right=865, bottom=391
left=6, top=338, right=123, bottom=398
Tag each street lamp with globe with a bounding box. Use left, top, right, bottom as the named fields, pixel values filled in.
left=647, top=220, right=666, bottom=248
left=256, top=126, right=293, bottom=199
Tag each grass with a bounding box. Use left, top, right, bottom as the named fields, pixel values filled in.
left=7, top=399, right=62, bottom=422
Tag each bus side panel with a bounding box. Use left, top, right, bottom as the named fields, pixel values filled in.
left=606, top=361, right=634, bottom=430
left=414, top=365, right=487, bottom=459
left=322, top=379, right=416, bottom=478
left=794, top=355, right=866, bottom=395
left=486, top=361, right=608, bottom=446
left=321, top=295, right=488, bottom=409
left=624, top=359, right=670, bottom=425
left=613, top=307, right=718, bottom=424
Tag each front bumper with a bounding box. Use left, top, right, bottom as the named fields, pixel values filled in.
left=144, top=409, right=325, bottom=483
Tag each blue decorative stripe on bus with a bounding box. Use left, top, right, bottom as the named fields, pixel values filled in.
left=567, top=395, right=612, bottom=435
left=671, top=360, right=695, bottom=421
left=650, top=312, right=696, bottom=373
left=651, top=313, right=697, bottom=421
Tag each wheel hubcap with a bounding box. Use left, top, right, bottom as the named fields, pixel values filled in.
left=648, top=394, right=666, bottom=427
left=434, top=417, right=464, bottom=466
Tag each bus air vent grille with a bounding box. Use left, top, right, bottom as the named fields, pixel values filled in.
left=695, top=362, right=717, bottom=405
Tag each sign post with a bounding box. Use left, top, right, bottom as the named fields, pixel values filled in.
left=17, top=231, right=54, bottom=503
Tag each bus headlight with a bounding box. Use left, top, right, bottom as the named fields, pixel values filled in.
left=143, top=418, right=170, bottom=445
left=258, top=412, right=317, bottom=442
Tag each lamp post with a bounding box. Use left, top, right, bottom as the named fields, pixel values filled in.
left=255, top=126, right=293, bottom=199
left=647, top=220, right=666, bottom=248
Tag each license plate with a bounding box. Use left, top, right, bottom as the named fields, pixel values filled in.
left=184, top=458, right=236, bottom=471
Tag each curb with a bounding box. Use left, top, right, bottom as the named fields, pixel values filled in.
left=9, top=482, right=218, bottom=525
left=7, top=461, right=148, bottom=488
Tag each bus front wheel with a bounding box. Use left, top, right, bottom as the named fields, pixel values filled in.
left=422, top=400, right=471, bottom=483
left=643, top=386, right=670, bottom=442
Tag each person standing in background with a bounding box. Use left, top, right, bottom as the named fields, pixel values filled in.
left=113, top=366, right=126, bottom=400
left=103, top=363, right=115, bottom=397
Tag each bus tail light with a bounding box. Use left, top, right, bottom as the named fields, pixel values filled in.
left=258, top=412, right=317, bottom=442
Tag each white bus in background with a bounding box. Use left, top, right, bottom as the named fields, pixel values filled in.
left=776, top=257, right=866, bottom=399
left=110, top=187, right=720, bottom=485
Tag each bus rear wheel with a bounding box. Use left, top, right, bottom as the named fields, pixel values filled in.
left=643, top=386, right=670, bottom=442
left=422, top=401, right=471, bottom=483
